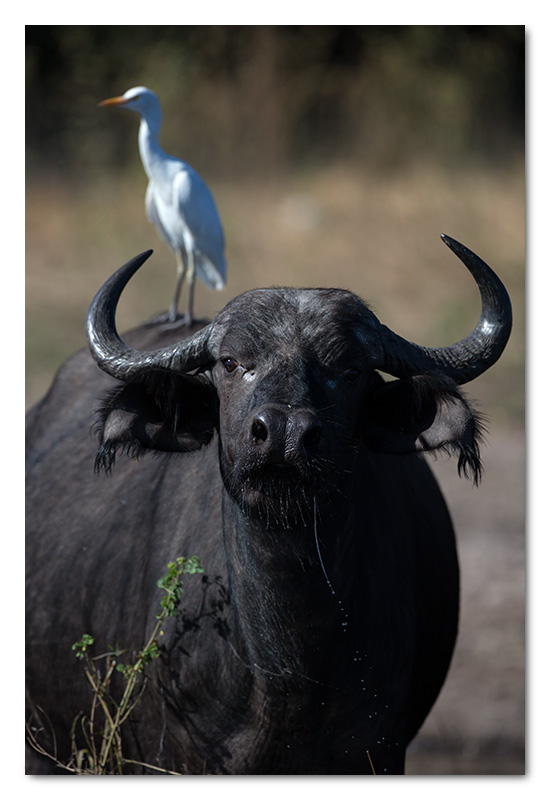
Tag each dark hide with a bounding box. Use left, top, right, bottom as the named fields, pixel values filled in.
left=26, top=289, right=484, bottom=775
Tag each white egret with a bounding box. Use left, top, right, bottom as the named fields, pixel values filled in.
left=99, top=86, right=227, bottom=324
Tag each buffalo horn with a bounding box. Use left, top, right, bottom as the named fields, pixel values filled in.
left=86, top=250, right=215, bottom=378
left=87, top=237, right=512, bottom=388
left=370, top=234, right=513, bottom=385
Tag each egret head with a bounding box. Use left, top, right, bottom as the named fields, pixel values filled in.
left=99, top=86, right=161, bottom=121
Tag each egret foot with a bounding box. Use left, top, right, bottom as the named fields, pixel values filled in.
left=144, top=310, right=186, bottom=327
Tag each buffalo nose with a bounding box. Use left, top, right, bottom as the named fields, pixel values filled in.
left=249, top=406, right=322, bottom=462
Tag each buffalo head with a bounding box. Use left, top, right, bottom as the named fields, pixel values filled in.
left=87, top=235, right=512, bottom=524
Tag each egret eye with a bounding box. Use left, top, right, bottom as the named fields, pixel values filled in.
left=344, top=367, right=361, bottom=383
left=222, top=357, right=239, bottom=374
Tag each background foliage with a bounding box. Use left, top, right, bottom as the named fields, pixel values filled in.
left=26, top=25, right=524, bottom=179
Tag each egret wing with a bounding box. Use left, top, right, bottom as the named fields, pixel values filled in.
left=145, top=181, right=178, bottom=251
left=173, top=167, right=227, bottom=289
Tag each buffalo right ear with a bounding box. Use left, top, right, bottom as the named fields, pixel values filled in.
left=94, top=372, right=218, bottom=472
left=363, top=373, right=484, bottom=484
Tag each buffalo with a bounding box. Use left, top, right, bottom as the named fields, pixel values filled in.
left=26, top=235, right=512, bottom=774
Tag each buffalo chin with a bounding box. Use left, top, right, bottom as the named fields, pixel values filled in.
left=226, top=463, right=336, bottom=530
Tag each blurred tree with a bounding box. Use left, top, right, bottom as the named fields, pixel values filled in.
left=25, top=25, right=524, bottom=181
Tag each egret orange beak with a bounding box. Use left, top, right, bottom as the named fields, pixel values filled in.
left=98, top=95, right=128, bottom=107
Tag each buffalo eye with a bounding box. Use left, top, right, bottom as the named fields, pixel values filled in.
left=222, top=357, right=239, bottom=374
left=343, top=367, right=361, bottom=383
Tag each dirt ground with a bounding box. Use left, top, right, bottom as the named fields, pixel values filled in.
left=407, top=424, right=525, bottom=774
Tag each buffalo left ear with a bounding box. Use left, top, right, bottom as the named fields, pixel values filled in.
left=94, top=371, right=218, bottom=472
left=363, top=374, right=484, bottom=483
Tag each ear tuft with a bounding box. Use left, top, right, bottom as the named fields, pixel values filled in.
left=431, top=412, right=486, bottom=486
left=94, top=435, right=146, bottom=474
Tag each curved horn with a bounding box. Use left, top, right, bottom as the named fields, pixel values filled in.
left=86, top=250, right=215, bottom=379
left=372, top=235, right=513, bottom=384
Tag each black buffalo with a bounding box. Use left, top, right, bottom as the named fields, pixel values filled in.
left=26, top=235, right=512, bottom=774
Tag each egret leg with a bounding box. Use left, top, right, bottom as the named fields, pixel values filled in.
left=185, top=251, right=196, bottom=326
left=169, top=251, right=186, bottom=322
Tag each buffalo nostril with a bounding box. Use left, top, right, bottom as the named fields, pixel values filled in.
left=302, top=422, right=322, bottom=453
left=251, top=418, right=268, bottom=444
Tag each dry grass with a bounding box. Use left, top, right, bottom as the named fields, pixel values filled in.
left=26, top=161, right=524, bottom=415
